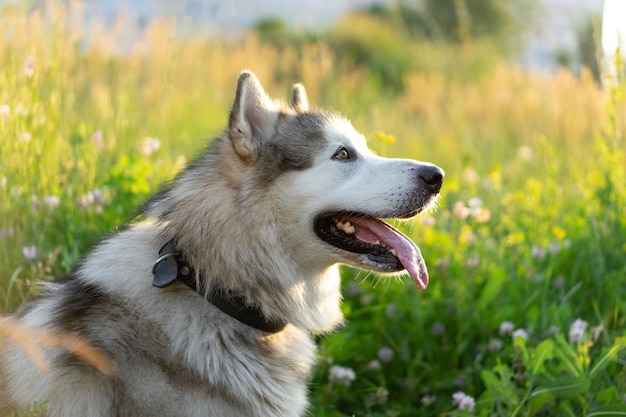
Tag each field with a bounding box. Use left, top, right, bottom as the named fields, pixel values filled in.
left=1, top=2, right=625, bottom=416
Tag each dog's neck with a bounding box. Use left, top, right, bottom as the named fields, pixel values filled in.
left=152, top=240, right=287, bottom=333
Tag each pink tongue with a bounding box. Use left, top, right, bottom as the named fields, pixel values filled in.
left=351, top=218, right=429, bottom=290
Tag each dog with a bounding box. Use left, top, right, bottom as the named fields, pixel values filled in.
left=0, top=71, right=443, bottom=417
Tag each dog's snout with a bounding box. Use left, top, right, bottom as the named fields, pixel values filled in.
left=418, top=165, right=444, bottom=193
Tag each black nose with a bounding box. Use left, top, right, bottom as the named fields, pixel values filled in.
left=418, top=164, right=444, bottom=193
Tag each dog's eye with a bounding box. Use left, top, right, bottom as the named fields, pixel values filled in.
left=333, top=147, right=352, bottom=161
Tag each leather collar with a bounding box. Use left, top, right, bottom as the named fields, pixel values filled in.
left=152, top=241, right=287, bottom=333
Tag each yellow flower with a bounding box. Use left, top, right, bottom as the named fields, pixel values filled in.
left=551, top=226, right=566, bottom=240
left=375, top=131, right=396, bottom=144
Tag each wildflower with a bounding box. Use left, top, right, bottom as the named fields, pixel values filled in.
left=512, top=328, right=529, bottom=342
left=553, top=275, right=566, bottom=290
left=31, top=195, right=39, bottom=211
left=0, top=104, right=9, bottom=120
left=359, top=294, right=373, bottom=306
left=466, top=255, right=479, bottom=267
left=375, top=131, right=396, bottom=144
left=346, top=281, right=362, bottom=296
left=23, top=56, right=36, bottom=77
left=531, top=245, right=546, bottom=260
left=421, top=394, right=436, bottom=406
left=92, top=130, right=104, bottom=149
left=569, top=318, right=588, bottom=344
left=499, top=321, right=514, bottom=335
left=22, top=245, right=38, bottom=260
left=79, top=188, right=106, bottom=210
left=431, top=322, right=445, bottom=335
left=548, top=242, right=561, bottom=255
left=487, top=338, right=503, bottom=352
left=43, top=195, right=60, bottom=211
left=463, top=168, right=479, bottom=184
left=329, top=365, right=355, bottom=386
left=452, top=391, right=476, bottom=413
left=453, top=201, right=470, bottom=219
left=141, top=137, right=161, bottom=156
left=468, top=197, right=483, bottom=209
left=0, top=227, right=14, bottom=238
left=459, top=228, right=476, bottom=245
left=435, top=257, right=450, bottom=270
left=19, top=132, right=32, bottom=142
left=474, top=208, right=491, bottom=223
left=1, top=177, right=6, bottom=187
left=367, top=360, right=382, bottom=371
left=377, top=347, right=393, bottom=363
left=518, top=145, right=533, bottom=161
left=549, top=325, right=561, bottom=335
left=374, top=387, right=389, bottom=404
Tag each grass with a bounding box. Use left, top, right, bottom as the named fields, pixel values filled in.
left=1, top=2, right=625, bottom=416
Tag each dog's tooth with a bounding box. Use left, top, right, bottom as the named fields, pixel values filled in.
left=336, top=220, right=355, bottom=235
left=390, top=248, right=397, bottom=256
left=374, top=240, right=380, bottom=245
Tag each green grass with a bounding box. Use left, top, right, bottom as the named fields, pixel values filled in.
left=1, top=2, right=625, bottom=416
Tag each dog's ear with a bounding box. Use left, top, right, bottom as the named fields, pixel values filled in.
left=228, top=71, right=276, bottom=161
left=291, top=84, right=309, bottom=112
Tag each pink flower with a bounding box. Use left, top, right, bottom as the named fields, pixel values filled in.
left=22, top=245, right=38, bottom=260
left=452, top=391, right=475, bottom=412
left=0, top=104, right=9, bottom=120
left=141, top=137, right=161, bottom=156
left=499, top=321, right=514, bottom=335
left=377, top=347, right=393, bottom=363
left=23, top=56, right=35, bottom=77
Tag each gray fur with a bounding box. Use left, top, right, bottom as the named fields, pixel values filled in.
left=0, top=70, right=443, bottom=417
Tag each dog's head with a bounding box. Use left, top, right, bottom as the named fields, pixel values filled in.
left=227, top=71, right=444, bottom=290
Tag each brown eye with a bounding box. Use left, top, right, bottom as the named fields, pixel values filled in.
left=333, top=147, right=351, bottom=161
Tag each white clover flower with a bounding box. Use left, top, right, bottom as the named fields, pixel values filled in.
left=531, top=245, right=547, bottom=259
left=499, top=321, right=514, bottom=335
left=377, top=347, right=393, bottom=363
left=512, top=328, right=529, bottom=342
left=421, top=394, right=436, bottom=406
left=329, top=365, right=356, bottom=386
left=22, top=245, right=38, bottom=260
left=452, top=391, right=476, bottom=412
left=569, top=318, right=588, bottom=343
left=548, top=242, right=562, bottom=255
left=468, top=197, right=483, bottom=209
left=487, top=338, right=503, bottom=352
left=366, top=360, right=381, bottom=371
left=141, top=137, right=161, bottom=156
left=44, top=195, right=60, bottom=211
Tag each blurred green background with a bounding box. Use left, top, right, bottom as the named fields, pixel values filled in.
left=0, top=0, right=625, bottom=415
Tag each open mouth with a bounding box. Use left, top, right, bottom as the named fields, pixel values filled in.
left=314, top=212, right=429, bottom=290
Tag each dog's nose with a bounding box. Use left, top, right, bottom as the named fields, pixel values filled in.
left=418, top=165, right=444, bottom=193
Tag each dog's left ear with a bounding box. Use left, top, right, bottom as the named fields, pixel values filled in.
left=291, top=84, right=309, bottom=112
left=228, top=71, right=276, bottom=161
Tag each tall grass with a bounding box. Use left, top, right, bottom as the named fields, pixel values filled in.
left=1, top=2, right=625, bottom=416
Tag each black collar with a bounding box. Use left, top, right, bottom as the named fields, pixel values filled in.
left=152, top=241, right=287, bottom=333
